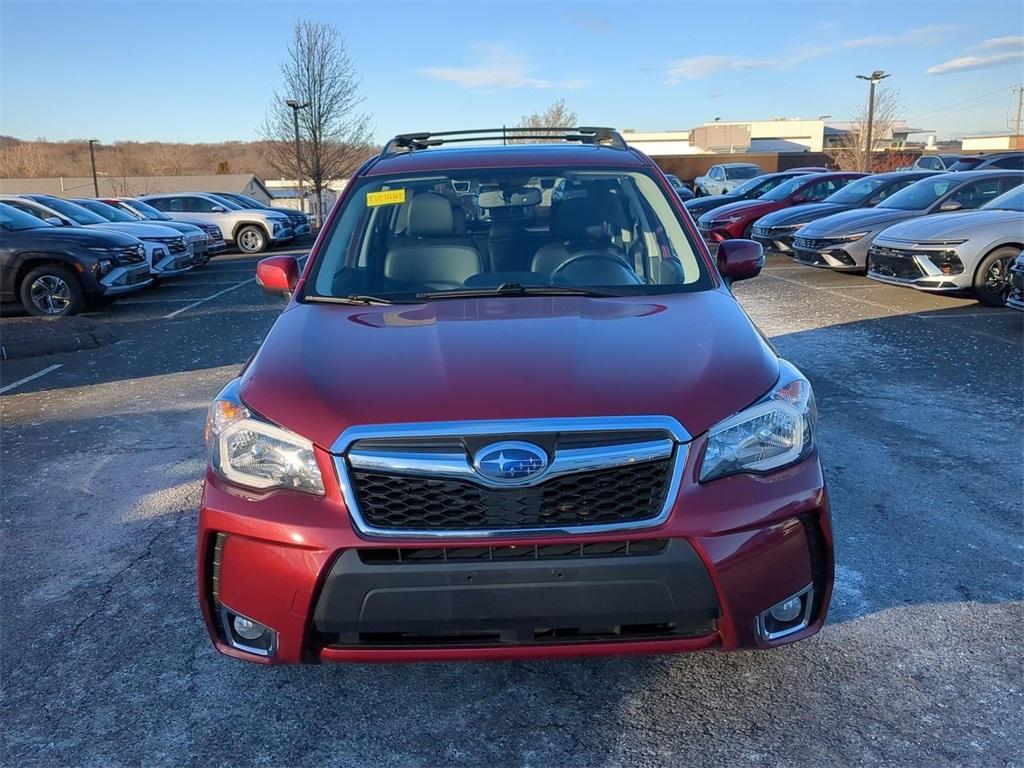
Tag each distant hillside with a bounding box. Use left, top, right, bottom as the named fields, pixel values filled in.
left=1, top=136, right=293, bottom=180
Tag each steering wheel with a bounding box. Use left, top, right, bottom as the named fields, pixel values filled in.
left=550, top=251, right=643, bottom=285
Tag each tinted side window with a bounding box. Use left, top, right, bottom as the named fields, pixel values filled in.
left=874, top=177, right=919, bottom=203
left=185, top=196, right=220, bottom=213
left=918, top=157, right=939, bottom=170
left=147, top=197, right=172, bottom=212
left=710, top=167, right=723, bottom=180
left=990, top=156, right=1024, bottom=170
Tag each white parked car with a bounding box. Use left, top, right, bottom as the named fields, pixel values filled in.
left=140, top=193, right=293, bottom=254
left=694, top=163, right=763, bottom=196
left=0, top=194, right=193, bottom=278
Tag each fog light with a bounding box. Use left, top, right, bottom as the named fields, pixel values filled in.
left=220, top=606, right=277, bottom=657
left=770, top=596, right=803, bottom=623
left=233, top=615, right=265, bottom=640
left=757, top=584, right=813, bottom=642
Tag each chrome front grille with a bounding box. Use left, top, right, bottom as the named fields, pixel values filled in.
left=333, top=417, right=690, bottom=538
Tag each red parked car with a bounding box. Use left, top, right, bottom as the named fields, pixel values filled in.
left=199, top=127, right=834, bottom=664
left=696, top=172, right=866, bottom=251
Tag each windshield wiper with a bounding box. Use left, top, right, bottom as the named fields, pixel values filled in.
left=415, top=283, right=622, bottom=300
left=304, top=294, right=399, bottom=305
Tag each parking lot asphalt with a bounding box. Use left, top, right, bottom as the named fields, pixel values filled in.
left=2, top=251, right=1022, bottom=768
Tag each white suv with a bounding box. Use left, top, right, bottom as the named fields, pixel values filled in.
left=140, top=193, right=293, bottom=254
left=694, top=163, right=763, bottom=196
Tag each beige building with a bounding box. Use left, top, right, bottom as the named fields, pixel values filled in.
left=623, top=118, right=828, bottom=156
left=0, top=173, right=274, bottom=203
left=960, top=134, right=1023, bottom=152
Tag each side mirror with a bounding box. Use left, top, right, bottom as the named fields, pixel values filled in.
left=211, top=205, right=227, bottom=213
left=44, top=216, right=64, bottom=226
left=717, top=239, right=764, bottom=284
left=256, top=255, right=299, bottom=297
left=939, top=199, right=963, bottom=212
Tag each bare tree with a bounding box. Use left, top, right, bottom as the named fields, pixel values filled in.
left=260, top=20, right=373, bottom=224
left=507, top=99, right=578, bottom=142
left=829, top=87, right=903, bottom=172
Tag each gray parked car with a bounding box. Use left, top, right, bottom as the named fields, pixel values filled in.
left=750, top=170, right=936, bottom=253
left=866, top=185, right=1024, bottom=306
left=211, top=192, right=312, bottom=237
left=790, top=170, right=1024, bottom=273
left=140, top=193, right=293, bottom=254
left=694, top=163, right=762, bottom=196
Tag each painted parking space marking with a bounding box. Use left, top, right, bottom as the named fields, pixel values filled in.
left=0, top=363, right=62, bottom=394
left=161, top=279, right=254, bottom=319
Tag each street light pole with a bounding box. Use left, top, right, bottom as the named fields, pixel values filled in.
left=856, top=71, right=890, bottom=173
left=285, top=99, right=310, bottom=215
left=88, top=139, right=100, bottom=196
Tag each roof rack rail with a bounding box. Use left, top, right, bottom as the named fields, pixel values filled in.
left=380, top=127, right=629, bottom=157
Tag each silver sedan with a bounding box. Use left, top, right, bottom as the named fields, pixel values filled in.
left=866, top=185, right=1024, bottom=306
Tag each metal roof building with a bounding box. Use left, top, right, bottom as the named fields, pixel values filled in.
left=0, top=173, right=273, bottom=203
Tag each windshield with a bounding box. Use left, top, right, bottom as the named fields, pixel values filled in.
left=227, top=193, right=264, bottom=209
left=123, top=199, right=170, bottom=220
left=877, top=178, right=957, bottom=210
left=725, top=166, right=760, bottom=180
left=823, top=176, right=889, bottom=205
left=306, top=167, right=712, bottom=302
left=206, top=194, right=244, bottom=210
left=946, top=158, right=982, bottom=172
left=0, top=202, right=50, bottom=231
left=32, top=196, right=107, bottom=225
left=74, top=199, right=137, bottom=222
left=760, top=177, right=806, bottom=202
left=982, top=185, right=1024, bottom=212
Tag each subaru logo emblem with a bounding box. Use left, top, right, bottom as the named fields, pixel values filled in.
left=473, top=441, right=548, bottom=484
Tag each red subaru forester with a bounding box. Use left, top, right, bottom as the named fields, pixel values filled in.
left=199, top=128, right=834, bottom=664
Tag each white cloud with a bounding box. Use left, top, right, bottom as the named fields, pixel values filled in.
left=974, top=35, right=1024, bottom=50
left=926, top=50, right=1024, bottom=75
left=419, top=43, right=586, bottom=91
left=668, top=25, right=953, bottom=83
left=665, top=55, right=769, bottom=82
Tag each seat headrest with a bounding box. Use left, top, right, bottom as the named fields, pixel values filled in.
left=407, top=192, right=455, bottom=238
left=551, top=197, right=605, bottom=241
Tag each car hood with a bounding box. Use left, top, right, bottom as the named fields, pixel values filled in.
left=699, top=199, right=782, bottom=224
left=239, top=291, right=780, bottom=450
left=18, top=226, right=141, bottom=248
left=89, top=222, right=183, bottom=238
left=149, top=220, right=204, bottom=236
left=798, top=207, right=918, bottom=237
left=685, top=194, right=739, bottom=211
left=874, top=209, right=1024, bottom=241
left=756, top=202, right=851, bottom=228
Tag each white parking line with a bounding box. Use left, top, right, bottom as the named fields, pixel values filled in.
left=160, top=255, right=308, bottom=320
left=0, top=363, right=62, bottom=394
left=161, top=279, right=253, bottom=319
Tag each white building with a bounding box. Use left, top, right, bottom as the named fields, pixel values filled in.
left=623, top=118, right=828, bottom=156
left=960, top=134, right=1021, bottom=152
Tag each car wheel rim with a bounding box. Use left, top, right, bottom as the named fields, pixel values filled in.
left=240, top=230, right=262, bottom=251
left=30, top=275, right=72, bottom=314
left=984, top=257, right=1012, bottom=299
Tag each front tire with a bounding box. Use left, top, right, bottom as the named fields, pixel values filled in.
left=19, top=264, right=85, bottom=317
left=236, top=225, right=268, bottom=254
left=973, top=246, right=1017, bottom=307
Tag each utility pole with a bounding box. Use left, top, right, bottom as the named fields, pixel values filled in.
left=285, top=99, right=309, bottom=215
left=1014, top=84, right=1023, bottom=139
left=856, top=71, right=891, bottom=172
left=88, top=139, right=100, bottom=196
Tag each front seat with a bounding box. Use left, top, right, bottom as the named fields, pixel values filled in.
left=383, top=192, right=483, bottom=290
left=531, top=194, right=625, bottom=276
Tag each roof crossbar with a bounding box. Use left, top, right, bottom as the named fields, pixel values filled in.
left=380, top=127, right=629, bottom=157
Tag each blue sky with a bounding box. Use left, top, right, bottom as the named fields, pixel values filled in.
left=1, top=0, right=1022, bottom=145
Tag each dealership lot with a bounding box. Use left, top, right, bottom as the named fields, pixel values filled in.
left=1, top=252, right=1021, bottom=767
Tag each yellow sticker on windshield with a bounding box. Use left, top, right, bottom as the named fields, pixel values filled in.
left=367, top=189, right=406, bottom=207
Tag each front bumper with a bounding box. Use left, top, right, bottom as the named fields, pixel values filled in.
left=151, top=248, right=194, bottom=277
left=752, top=230, right=797, bottom=253
left=270, top=225, right=295, bottom=243
left=867, top=245, right=970, bottom=292
left=198, top=436, right=834, bottom=664
left=98, top=262, right=153, bottom=295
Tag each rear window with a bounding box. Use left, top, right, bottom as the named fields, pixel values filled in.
left=306, top=166, right=713, bottom=303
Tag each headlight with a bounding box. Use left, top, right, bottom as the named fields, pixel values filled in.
left=722, top=214, right=747, bottom=223
left=700, top=362, right=816, bottom=483
left=829, top=232, right=868, bottom=243
left=205, top=380, right=324, bottom=495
